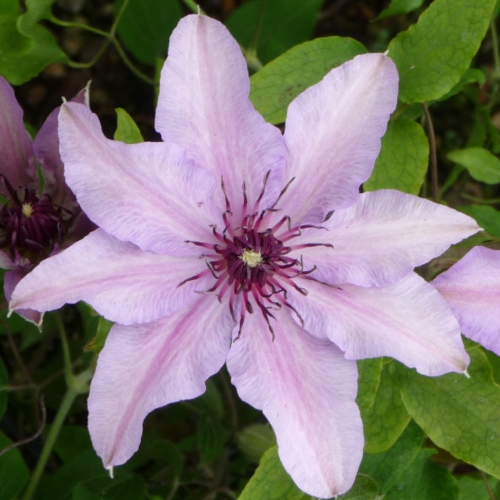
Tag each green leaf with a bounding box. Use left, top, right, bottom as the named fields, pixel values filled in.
left=114, top=108, right=144, bottom=144
left=0, top=0, right=67, bottom=84
left=358, top=360, right=410, bottom=453
left=250, top=36, right=366, bottom=124
left=384, top=449, right=459, bottom=500
left=72, top=483, right=99, bottom=500
left=374, top=0, right=425, bottom=21
left=237, top=423, right=277, bottom=463
left=115, top=0, right=182, bottom=65
left=226, top=0, right=324, bottom=65
left=53, top=425, right=93, bottom=462
left=357, top=358, right=383, bottom=415
left=337, top=476, right=381, bottom=500
left=238, top=446, right=308, bottom=500
left=457, top=205, right=500, bottom=237
left=0, top=431, right=30, bottom=500
left=363, top=118, right=429, bottom=194
left=458, top=475, right=498, bottom=500
left=84, top=316, right=113, bottom=354
left=388, top=0, right=496, bottom=103
left=438, top=68, right=486, bottom=101
left=198, top=415, right=230, bottom=465
left=188, top=377, right=224, bottom=419
left=0, top=356, right=7, bottom=420
left=360, top=420, right=424, bottom=494
left=447, top=147, right=500, bottom=184
left=396, top=347, right=500, bottom=479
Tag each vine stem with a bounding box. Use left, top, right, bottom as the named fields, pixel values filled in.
left=421, top=103, right=439, bottom=203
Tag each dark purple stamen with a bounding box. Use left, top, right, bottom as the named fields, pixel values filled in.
left=181, top=174, right=333, bottom=338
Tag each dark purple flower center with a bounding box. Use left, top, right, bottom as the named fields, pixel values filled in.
left=180, top=174, right=332, bottom=338
left=0, top=182, right=71, bottom=260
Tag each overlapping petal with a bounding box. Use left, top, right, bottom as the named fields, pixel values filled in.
left=58, top=102, right=220, bottom=255
left=281, top=53, right=399, bottom=225
left=292, top=190, right=479, bottom=287
left=89, top=293, right=234, bottom=467
left=227, top=309, right=362, bottom=498
left=33, top=85, right=89, bottom=209
left=4, top=268, right=42, bottom=326
left=155, top=15, right=286, bottom=216
left=432, top=246, right=500, bottom=356
left=288, top=273, right=469, bottom=376
left=10, top=229, right=210, bottom=325
left=0, top=75, right=33, bottom=190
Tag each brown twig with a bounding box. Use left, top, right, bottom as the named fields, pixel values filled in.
left=421, top=103, right=439, bottom=203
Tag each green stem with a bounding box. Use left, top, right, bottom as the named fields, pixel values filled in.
left=55, top=313, right=73, bottom=385
left=491, top=17, right=500, bottom=79
left=183, top=0, right=206, bottom=15
left=461, top=193, right=500, bottom=204
left=21, top=386, right=79, bottom=500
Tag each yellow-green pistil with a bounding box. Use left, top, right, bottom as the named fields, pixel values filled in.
left=240, top=249, right=263, bottom=268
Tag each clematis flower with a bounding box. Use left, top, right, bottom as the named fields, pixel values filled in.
left=11, top=15, right=480, bottom=498
left=0, top=76, right=93, bottom=324
left=432, top=246, right=500, bottom=356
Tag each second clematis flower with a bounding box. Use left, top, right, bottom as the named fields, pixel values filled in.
left=11, top=15, right=480, bottom=498
left=0, top=76, right=93, bottom=324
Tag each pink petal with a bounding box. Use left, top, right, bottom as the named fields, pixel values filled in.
left=10, top=229, right=210, bottom=325
left=89, top=294, right=234, bottom=467
left=0, top=76, right=33, bottom=190
left=227, top=309, right=362, bottom=498
left=432, top=246, right=500, bottom=356
left=33, top=85, right=89, bottom=210
left=58, top=102, right=220, bottom=256
left=292, top=190, right=479, bottom=287
left=4, top=268, right=42, bottom=326
left=288, top=273, right=469, bottom=376
left=281, top=53, right=398, bottom=225
left=155, top=15, right=286, bottom=217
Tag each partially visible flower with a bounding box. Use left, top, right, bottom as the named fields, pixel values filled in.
left=0, top=77, right=93, bottom=323
left=432, top=246, right=500, bottom=355
left=11, top=15, right=480, bottom=498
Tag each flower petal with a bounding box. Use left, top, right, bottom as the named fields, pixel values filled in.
left=4, top=268, right=42, bottom=326
left=155, top=14, right=286, bottom=216
left=0, top=75, right=33, bottom=190
left=58, top=102, right=219, bottom=255
left=10, top=229, right=210, bottom=325
left=432, top=246, right=500, bottom=356
left=89, top=294, right=233, bottom=467
left=227, top=309, right=362, bottom=498
left=281, top=53, right=398, bottom=224
left=33, top=84, right=89, bottom=209
left=288, top=273, right=469, bottom=376
left=292, top=190, right=479, bottom=287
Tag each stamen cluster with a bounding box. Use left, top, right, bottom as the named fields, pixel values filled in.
left=182, top=174, right=332, bottom=338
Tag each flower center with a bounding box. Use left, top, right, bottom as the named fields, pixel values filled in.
left=180, top=174, right=332, bottom=339
left=0, top=183, right=72, bottom=260
left=240, top=248, right=263, bottom=268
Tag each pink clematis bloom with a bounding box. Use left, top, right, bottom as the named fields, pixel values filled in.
left=12, top=15, right=480, bottom=497
left=432, top=246, right=500, bottom=356
left=0, top=77, right=93, bottom=324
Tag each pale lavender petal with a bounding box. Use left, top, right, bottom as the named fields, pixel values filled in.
left=0, top=250, right=14, bottom=270
left=156, top=15, right=286, bottom=217
left=292, top=190, right=479, bottom=287
left=11, top=229, right=210, bottom=325
left=281, top=53, right=398, bottom=225
left=89, top=294, right=233, bottom=467
left=433, top=246, right=500, bottom=355
left=227, top=309, right=362, bottom=498
left=0, top=76, right=33, bottom=190
left=33, top=84, right=89, bottom=209
left=4, top=268, right=42, bottom=326
left=288, top=273, right=469, bottom=376
left=59, top=102, right=220, bottom=256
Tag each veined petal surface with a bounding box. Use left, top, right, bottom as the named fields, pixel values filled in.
left=156, top=14, right=286, bottom=216
left=289, top=273, right=469, bottom=376
left=0, top=76, right=33, bottom=190
left=11, top=229, right=210, bottom=325
left=432, top=246, right=500, bottom=356
left=58, top=102, right=219, bottom=256
left=227, top=310, right=362, bottom=498
left=281, top=53, right=398, bottom=225
left=293, top=190, right=479, bottom=287
left=89, top=293, right=234, bottom=467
